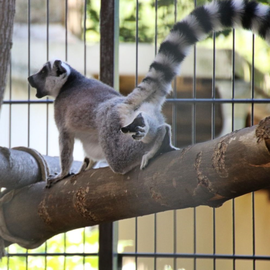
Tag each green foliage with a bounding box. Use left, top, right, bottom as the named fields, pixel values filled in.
left=85, top=0, right=234, bottom=43
left=0, top=227, right=99, bottom=270
left=85, top=0, right=270, bottom=74
left=86, top=0, right=270, bottom=43
left=258, top=0, right=270, bottom=3
left=86, top=0, right=184, bottom=43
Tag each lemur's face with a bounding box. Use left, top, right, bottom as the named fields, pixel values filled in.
left=28, top=60, right=70, bottom=98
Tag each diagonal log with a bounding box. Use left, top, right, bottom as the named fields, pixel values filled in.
left=0, top=147, right=82, bottom=189
left=1, top=117, right=270, bottom=250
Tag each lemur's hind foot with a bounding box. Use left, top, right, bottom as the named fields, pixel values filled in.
left=121, top=113, right=148, bottom=140
left=46, top=172, right=74, bottom=188
left=78, top=157, right=97, bottom=173
left=46, top=158, right=96, bottom=188
left=140, top=124, right=179, bottom=170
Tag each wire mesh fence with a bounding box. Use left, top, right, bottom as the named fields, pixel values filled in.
left=1, top=0, right=270, bottom=269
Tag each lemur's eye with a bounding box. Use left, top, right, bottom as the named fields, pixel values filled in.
left=41, top=67, right=46, bottom=74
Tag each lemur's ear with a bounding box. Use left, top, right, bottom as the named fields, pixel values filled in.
left=53, top=60, right=67, bottom=76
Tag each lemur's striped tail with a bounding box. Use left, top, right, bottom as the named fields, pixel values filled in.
left=124, top=0, right=270, bottom=109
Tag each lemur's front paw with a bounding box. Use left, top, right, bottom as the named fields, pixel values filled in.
left=121, top=113, right=147, bottom=141
left=46, top=173, right=73, bottom=188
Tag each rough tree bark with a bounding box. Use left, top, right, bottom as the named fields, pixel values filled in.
left=0, top=0, right=16, bottom=109
left=1, top=117, right=270, bottom=250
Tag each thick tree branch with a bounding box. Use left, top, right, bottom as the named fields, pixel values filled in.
left=2, top=117, right=270, bottom=250
left=0, top=147, right=82, bottom=189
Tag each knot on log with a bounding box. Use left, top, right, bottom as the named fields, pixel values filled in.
left=256, top=116, right=270, bottom=151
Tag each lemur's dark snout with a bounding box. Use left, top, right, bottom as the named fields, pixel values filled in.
left=36, top=92, right=43, bottom=98
left=28, top=76, right=45, bottom=98
left=28, top=76, right=35, bottom=87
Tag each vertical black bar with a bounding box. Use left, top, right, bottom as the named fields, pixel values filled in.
left=192, top=0, right=197, bottom=146
left=65, top=0, right=68, bottom=62
left=63, top=233, right=67, bottom=269
left=63, top=1, right=68, bottom=268
left=193, top=0, right=197, bottom=268
left=173, top=3, right=178, bottom=270
left=83, top=228, right=86, bottom=270
left=154, top=1, right=158, bottom=269
left=251, top=34, right=256, bottom=270
left=45, top=1, right=50, bottom=269
left=46, top=0, right=49, bottom=153
left=135, top=218, right=138, bottom=270
left=135, top=0, right=139, bottom=87
left=154, top=0, right=158, bottom=55
left=7, top=30, right=12, bottom=270
left=99, top=223, right=115, bottom=270
left=100, top=0, right=116, bottom=86
left=135, top=1, right=139, bottom=269
left=27, top=1, right=31, bottom=266
left=99, top=1, right=118, bottom=270
left=232, top=30, right=236, bottom=270
left=83, top=3, right=87, bottom=268
left=8, top=55, right=12, bottom=148
left=154, top=214, right=157, bottom=270
left=212, top=31, right=216, bottom=270
left=27, top=0, right=31, bottom=149
left=7, top=247, right=9, bottom=270
left=193, top=207, right=196, bottom=270
left=117, top=254, right=123, bottom=270
left=172, top=0, right=178, bottom=146
left=232, top=29, right=235, bottom=115
left=250, top=36, right=255, bottom=127
left=46, top=0, right=49, bottom=61
left=211, top=32, right=216, bottom=139
left=83, top=0, right=87, bottom=76
left=232, top=29, right=236, bottom=270
left=7, top=43, right=11, bottom=266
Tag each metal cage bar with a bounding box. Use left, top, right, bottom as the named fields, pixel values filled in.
left=1, top=0, right=270, bottom=270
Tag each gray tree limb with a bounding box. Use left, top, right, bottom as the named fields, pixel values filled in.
left=1, top=117, right=270, bottom=250
left=0, top=147, right=81, bottom=190
left=0, top=0, right=16, bottom=109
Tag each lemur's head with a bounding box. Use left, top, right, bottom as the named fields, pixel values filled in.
left=28, top=59, right=71, bottom=98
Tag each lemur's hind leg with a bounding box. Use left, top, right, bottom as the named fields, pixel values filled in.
left=121, top=112, right=178, bottom=169
left=121, top=111, right=161, bottom=144
left=140, top=123, right=178, bottom=169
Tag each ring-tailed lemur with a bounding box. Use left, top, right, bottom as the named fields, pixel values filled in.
left=28, top=0, right=270, bottom=187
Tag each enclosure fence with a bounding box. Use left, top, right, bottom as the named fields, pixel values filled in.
left=1, top=0, right=270, bottom=270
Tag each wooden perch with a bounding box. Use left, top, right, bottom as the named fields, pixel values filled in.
left=0, top=147, right=82, bottom=189
left=1, top=117, right=270, bottom=250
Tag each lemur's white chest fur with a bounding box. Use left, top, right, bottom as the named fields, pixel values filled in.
left=75, top=131, right=105, bottom=161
